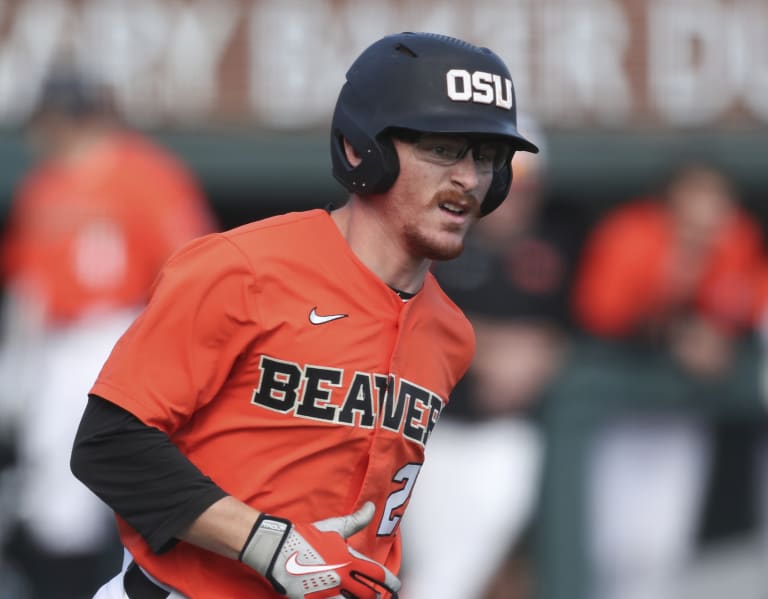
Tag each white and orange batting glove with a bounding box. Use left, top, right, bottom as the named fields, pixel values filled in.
left=240, top=501, right=401, bottom=599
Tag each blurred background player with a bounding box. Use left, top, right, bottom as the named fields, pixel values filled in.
left=571, top=162, right=764, bottom=599
left=401, top=118, right=584, bottom=599
left=0, top=67, right=216, bottom=599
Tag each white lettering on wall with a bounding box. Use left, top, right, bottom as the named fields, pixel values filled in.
left=161, top=0, right=239, bottom=123
left=732, top=1, right=768, bottom=121
left=74, top=0, right=239, bottom=125
left=247, top=0, right=340, bottom=127
left=75, top=0, right=176, bottom=123
left=648, top=0, right=730, bottom=126
left=0, top=0, right=69, bottom=121
left=0, top=0, right=765, bottom=128
left=537, top=0, right=631, bottom=125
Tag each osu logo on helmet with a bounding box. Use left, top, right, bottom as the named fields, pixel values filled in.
left=445, top=69, right=514, bottom=110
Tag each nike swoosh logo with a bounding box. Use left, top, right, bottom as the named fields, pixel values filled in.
left=309, top=307, right=348, bottom=325
left=284, top=551, right=351, bottom=576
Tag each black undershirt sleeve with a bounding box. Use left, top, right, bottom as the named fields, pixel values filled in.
left=70, top=394, right=228, bottom=554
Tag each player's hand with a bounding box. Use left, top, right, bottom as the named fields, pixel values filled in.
left=239, top=501, right=400, bottom=599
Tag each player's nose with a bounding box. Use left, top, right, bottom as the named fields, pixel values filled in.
left=449, top=152, right=483, bottom=193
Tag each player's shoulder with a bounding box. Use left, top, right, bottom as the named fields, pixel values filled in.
left=158, top=209, right=331, bottom=281
left=157, top=231, right=245, bottom=278
left=222, top=209, right=331, bottom=252
left=226, top=209, right=328, bottom=234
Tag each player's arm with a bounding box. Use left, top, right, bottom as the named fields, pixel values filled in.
left=70, top=394, right=229, bottom=553
left=72, top=395, right=400, bottom=598
left=178, top=495, right=260, bottom=559
left=71, top=394, right=260, bottom=558
left=183, top=497, right=401, bottom=598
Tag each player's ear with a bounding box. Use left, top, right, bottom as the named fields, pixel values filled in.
left=342, top=137, right=363, bottom=168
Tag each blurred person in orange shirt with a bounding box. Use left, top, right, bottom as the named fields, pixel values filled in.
left=401, top=118, right=584, bottom=599
left=0, top=68, right=216, bottom=599
left=572, top=162, right=764, bottom=599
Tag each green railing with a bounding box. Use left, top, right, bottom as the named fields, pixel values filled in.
left=534, top=335, right=765, bottom=599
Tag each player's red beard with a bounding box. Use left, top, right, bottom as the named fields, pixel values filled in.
left=404, top=189, right=480, bottom=261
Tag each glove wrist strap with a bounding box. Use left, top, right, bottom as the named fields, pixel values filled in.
left=239, top=514, right=292, bottom=575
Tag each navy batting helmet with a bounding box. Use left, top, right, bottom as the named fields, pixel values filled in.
left=330, top=32, right=539, bottom=215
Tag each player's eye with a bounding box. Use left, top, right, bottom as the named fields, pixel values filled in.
left=414, top=136, right=469, bottom=164
left=410, top=134, right=511, bottom=172
left=473, top=142, right=512, bottom=172
left=472, top=145, right=497, bottom=171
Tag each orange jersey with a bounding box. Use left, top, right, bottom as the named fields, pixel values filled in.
left=573, top=199, right=764, bottom=337
left=91, top=209, right=475, bottom=598
left=2, top=131, right=215, bottom=324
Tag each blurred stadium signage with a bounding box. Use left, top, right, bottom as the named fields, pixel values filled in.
left=0, top=0, right=766, bottom=130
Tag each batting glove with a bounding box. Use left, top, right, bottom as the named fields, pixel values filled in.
left=239, top=501, right=401, bottom=599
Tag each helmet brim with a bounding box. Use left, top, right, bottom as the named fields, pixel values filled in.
left=380, top=113, right=539, bottom=154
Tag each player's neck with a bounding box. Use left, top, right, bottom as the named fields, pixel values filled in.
left=330, top=201, right=428, bottom=295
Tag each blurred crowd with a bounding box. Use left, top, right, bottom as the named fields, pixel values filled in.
left=401, top=124, right=768, bottom=599
left=0, top=69, right=216, bottom=599
left=0, top=70, right=767, bottom=599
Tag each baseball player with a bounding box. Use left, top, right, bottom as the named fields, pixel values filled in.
left=70, top=32, right=538, bottom=599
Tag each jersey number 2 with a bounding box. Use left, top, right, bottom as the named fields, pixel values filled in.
left=377, top=463, right=422, bottom=536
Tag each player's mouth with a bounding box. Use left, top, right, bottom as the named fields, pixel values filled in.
left=439, top=201, right=467, bottom=216
left=437, top=199, right=476, bottom=225
left=435, top=190, right=477, bottom=216
left=434, top=190, right=479, bottom=224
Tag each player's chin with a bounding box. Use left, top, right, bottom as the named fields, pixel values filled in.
left=412, top=234, right=466, bottom=261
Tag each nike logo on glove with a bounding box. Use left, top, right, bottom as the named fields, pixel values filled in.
left=309, top=307, right=348, bottom=325
left=285, top=552, right=351, bottom=576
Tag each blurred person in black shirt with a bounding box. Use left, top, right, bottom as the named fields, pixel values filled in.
left=400, top=119, right=584, bottom=599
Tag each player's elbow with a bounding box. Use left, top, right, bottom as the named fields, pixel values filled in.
left=69, top=400, right=105, bottom=489
left=69, top=421, right=92, bottom=485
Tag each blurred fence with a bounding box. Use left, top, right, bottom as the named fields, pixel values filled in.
left=535, top=335, right=765, bottom=599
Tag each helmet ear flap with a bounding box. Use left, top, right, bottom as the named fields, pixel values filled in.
left=330, top=97, right=399, bottom=195
left=480, top=156, right=514, bottom=216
